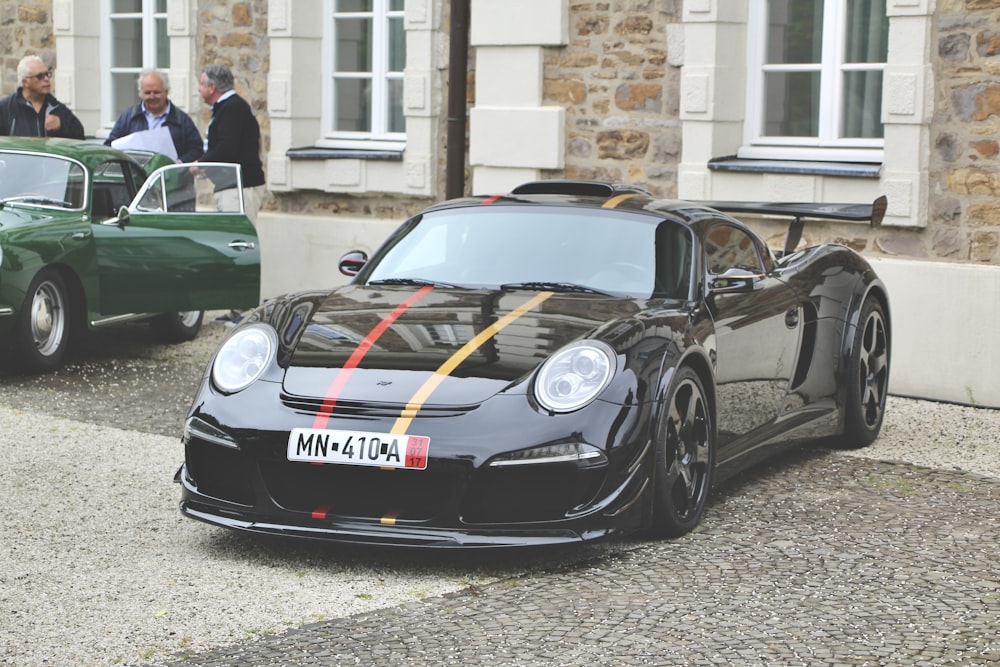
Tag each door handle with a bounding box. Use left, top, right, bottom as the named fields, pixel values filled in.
left=228, top=240, right=256, bottom=251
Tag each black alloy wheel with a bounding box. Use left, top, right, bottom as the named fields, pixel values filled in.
left=651, top=365, right=714, bottom=538
left=840, top=296, right=890, bottom=448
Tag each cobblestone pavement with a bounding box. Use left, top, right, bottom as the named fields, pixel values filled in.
left=2, top=321, right=998, bottom=666
left=160, top=451, right=1000, bottom=666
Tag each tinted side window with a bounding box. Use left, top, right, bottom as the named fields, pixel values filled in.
left=705, top=224, right=764, bottom=275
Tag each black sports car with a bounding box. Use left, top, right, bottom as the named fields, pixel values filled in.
left=176, top=181, right=890, bottom=548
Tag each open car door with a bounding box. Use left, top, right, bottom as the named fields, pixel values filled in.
left=92, top=163, right=260, bottom=315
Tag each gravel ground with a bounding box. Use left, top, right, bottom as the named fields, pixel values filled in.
left=0, top=321, right=998, bottom=665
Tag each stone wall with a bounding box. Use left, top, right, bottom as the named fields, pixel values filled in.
left=930, top=0, right=1000, bottom=264
left=0, top=1, right=54, bottom=96
left=543, top=0, right=682, bottom=198
left=195, top=1, right=270, bottom=156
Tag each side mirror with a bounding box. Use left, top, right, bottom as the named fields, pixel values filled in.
left=339, top=250, right=368, bottom=277
left=101, top=206, right=131, bottom=228
left=708, top=268, right=760, bottom=295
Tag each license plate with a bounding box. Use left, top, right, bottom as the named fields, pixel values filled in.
left=287, top=428, right=430, bottom=470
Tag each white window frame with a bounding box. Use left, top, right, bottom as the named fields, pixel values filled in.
left=99, top=0, right=169, bottom=131
left=741, top=0, right=885, bottom=163
left=320, top=0, right=406, bottom=150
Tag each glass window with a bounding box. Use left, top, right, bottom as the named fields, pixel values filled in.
left=103, top=0, right=170, bottom=128
left=364, top=207, right=683, bottom=299
left=324, top=0, right=406, bottom=144
left=744, top=0, right=888, bottom=162
left=0, top=153, right=86, bottom=210
left=705, top=225, right=764, bottom=276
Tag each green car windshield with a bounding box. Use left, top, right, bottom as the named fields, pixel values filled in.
left=0, top=151, right=86, bottom=209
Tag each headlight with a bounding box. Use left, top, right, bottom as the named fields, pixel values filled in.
left=534, top=341, right=616, bottom=413
left=211, top=324, right=276, bottom=393
left=488, top=442, right=607, bottom=468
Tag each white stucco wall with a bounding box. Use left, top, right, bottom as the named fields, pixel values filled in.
left=868, top=257, right=1000, bottom=409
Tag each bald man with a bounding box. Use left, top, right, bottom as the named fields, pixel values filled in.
left=105, top=68, right=203, bottom=163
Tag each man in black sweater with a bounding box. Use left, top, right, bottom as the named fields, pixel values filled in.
left=0, top=55, right=85, bottom=138
left=196, top=63, right=266, bottom=225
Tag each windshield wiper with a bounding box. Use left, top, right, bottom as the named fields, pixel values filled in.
left=0, top=195, right=73, bottom=208
left=500, top=281, right=610, bottom=295
left=368, top=277, right=461, bottom=288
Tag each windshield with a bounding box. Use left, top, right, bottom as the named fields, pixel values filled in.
left=366, top=206, right=692, bottom=299
left=0, top=151, right=86, bottom=209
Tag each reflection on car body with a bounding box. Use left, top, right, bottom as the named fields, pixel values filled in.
left=177, top=180, right=890, bottom=549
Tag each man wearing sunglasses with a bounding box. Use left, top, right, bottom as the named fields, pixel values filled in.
left=0, top=55, right=85, bottom=139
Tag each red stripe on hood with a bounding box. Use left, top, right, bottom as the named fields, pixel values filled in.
left=311, top=285, right=434, bottom=429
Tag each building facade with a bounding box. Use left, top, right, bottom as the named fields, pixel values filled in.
left=2, top=0, right=998, bottom=405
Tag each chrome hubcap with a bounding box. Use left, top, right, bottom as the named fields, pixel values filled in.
left=31, top=280, right=66, bottom=357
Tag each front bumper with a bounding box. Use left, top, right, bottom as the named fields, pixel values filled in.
left=176, top=414, right=654, bottom=548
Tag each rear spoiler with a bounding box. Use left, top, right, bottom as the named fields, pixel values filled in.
left=703, top=196, right=887, bottom=255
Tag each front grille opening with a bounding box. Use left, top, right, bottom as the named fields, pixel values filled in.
left=462, top=463, right=605, bottom=524
left=280, top=393, right=475, bottom=419
left=261, top=461, right=456, bottom=521
left=186, top=440, right=256, bottom=506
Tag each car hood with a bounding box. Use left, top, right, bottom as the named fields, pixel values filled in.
left=0, top=205, right=61, bottom=228
left=272, top=285, right=656, bottom=405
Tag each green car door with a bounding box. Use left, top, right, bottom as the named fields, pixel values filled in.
left=92, top=163, right=260, bottom=315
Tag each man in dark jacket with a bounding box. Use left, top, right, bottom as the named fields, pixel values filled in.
left=196, top=63, right=266, bottom=225
left=196, top=63, right=266, bottom=323
left=0, top=55, right=85, bottom=138
left=105, top=69, right=203, bottom=163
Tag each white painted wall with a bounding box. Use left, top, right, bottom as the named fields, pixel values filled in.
left=258, top=213, right=1000, bottom=409
left=868, top=257, right=1000, bottom=409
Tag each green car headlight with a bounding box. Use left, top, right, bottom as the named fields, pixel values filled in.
left=211, top=324, right=276, bottom=393
left=534, top=341, right=616, bottom=413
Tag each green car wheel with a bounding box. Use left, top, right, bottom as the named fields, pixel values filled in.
left=151, top=310, right=204, bottom=342
left=15, top=269, right=72, bottom=373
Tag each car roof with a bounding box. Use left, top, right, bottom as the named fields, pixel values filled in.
left=0, top=137, right=138, bottom=172
left=423, top=181, right=729, bottom=227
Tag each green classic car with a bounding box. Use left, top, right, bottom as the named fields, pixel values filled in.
left=0, top=137, right=260, bottom=373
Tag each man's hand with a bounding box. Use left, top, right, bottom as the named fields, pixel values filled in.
left=44, top=113, right=62, bottom=134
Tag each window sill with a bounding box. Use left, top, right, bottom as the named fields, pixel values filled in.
left=286, top=146, right=404, bottom=161
left=708, top=157, right=881, bottom=179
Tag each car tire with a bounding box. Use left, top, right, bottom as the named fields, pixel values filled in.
left=150, top=311, right=204, bottom=343
left=838, top=296, right=890, bottom=449
left=14, top=269, right=72, bottom=373
left=650, top=365, right=714, bottom=538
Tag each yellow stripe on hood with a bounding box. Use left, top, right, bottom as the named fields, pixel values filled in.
left=390, top=291, right=553, bottom=434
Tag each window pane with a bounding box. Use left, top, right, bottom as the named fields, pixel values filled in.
left=113, top=72, right=139, bottom=114
left=386, top=78, right=405, bottom=133
left=155, top=0, right=166, bottom=11
left=388, top=15, right=405, bottom=72
left=335, top=78, right=371, bottom=132
left=766, top=0, right=823, bottom=64
left=763, top=71, right=819, bottom=137
left=112, top=19, right=143, bottom=67
left=156, top=18, right=170, bottom=67
left=845, top=0, right=887, bottom=63
left=335, top=18, right=372, bottom=72
left=841, top=70, right=883, bottom=138
left=389, top=0, right=403, bottom=10
left=113, top=0, right=142, bottom=11
left=337, top=0, right=371, bottom=11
